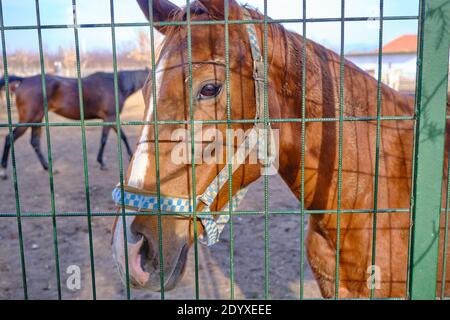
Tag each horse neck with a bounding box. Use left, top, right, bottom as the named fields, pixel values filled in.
left=264, top=26, right=308, bottom=201
left=271, top=29, right=415, bottom=211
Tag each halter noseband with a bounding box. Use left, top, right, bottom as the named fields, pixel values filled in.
left=112, top=8, right=275, bottom=246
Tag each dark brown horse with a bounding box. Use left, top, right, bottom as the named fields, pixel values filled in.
left=110, top=0, right=450, bottom=297
left=0, top=69, right=148, bottom=179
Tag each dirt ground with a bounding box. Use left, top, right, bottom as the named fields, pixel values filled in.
left=0, top=92, right=321, bottom=300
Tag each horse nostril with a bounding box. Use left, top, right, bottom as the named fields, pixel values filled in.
left=137, top=233, right=156, bottom=267
left=126, top=228, right=142, bottom=244
left=138, top=233, right=149, bottom=272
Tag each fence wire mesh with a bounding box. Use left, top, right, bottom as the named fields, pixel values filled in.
left=0, top=0, right=449, bottom=300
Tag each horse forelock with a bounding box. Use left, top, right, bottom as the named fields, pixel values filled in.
left=157, top=2, right=264, bottom=56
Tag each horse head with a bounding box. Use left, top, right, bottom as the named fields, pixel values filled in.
left=112, top=0, right=280, bottom=291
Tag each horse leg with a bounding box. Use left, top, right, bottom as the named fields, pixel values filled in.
left=118, top=127, right=133, bottom=160
left=30, top=126, right=49, bottom=171
left=0, top=127, right=28, bottom=180
left=97, top=126, right=111, bottom=170
left=112, top=126, right=133, bottom=161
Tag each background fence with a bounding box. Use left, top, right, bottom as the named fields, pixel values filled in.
left=0, top=0, right=449, bottom=300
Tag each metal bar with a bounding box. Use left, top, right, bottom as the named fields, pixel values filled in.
left=0, top=0, right=28, bottom=300
left=370, top=0, right=384, bottom=299
left=71, top=0, right=96, bottom=299
left=146, top=0, right=166, bottom=300
left=108, top=0, right=131, bottom=300
left=406, top=0, right=425, bottom=296
left=34, top=0, right=62, bottom=299
left=186, top=0, right=201, bottom=299
left=409, top=0, right=450, bottom=300
left=0, top=115, right=416, bottom=128
left=0, top=207, right=411, bottom=218
left=224, top=0, right=235, bottom=300
left=0, top=15, right=419, bottom=31
left=263, top=0, right=270, bottom=300
left=334, top=0, right=346, bottom=299
left=299, top=0, right=307, bottom=300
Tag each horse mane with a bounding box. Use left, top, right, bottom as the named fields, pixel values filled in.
left=156, top=2, right=297, bottom=70
left=159, top=2, right=288, bottom=45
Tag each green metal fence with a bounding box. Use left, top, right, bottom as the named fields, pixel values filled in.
left=0, top=0, right=449, bottom=300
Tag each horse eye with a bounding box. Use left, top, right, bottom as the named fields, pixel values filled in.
left=199, top=83, right=222, bottom=99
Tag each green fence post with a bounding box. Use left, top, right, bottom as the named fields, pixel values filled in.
left=409, top=0, right=450, bottom=300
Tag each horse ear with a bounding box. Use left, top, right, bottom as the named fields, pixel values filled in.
left=197, top=0, right=241, bottom=18
left=136, top=0, right=180, bottom=34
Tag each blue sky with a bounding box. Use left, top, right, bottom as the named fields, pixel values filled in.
left=2, top=0, right=419, bottom=54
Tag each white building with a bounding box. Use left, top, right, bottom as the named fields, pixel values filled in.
left=346, top=34, right=419, bottom=93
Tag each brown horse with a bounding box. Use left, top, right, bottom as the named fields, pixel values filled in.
left=111, top=0, right=450, bottom=297
left=0, top=69, right=148, bottom=179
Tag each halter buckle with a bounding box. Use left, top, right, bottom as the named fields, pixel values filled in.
left=253, top=58, right=265, bottom=82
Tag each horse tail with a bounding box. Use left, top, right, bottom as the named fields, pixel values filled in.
left=0, top=75, right=24, bottom=91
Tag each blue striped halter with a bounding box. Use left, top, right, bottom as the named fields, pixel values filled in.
left=112, top=8, right=274, bottom=246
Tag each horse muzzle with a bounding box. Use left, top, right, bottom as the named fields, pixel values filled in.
left=111, top=216, right=190, bottom=291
